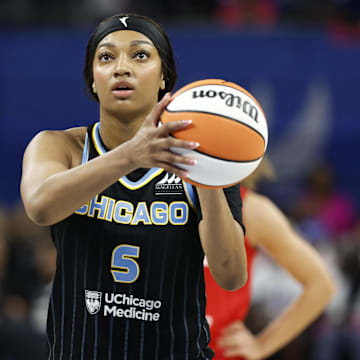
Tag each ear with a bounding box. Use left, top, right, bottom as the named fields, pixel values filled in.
left=160, top=73, right=166, bottom=90
left=92, top=82, right=97, bottom=94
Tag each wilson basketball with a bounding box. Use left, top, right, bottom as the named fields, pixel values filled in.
left=160, top=79, right=268, bottom=188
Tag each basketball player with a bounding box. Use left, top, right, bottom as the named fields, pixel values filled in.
left=205, top=158, right=335, bottom=359
left=20, top=14, right=247, bottom=359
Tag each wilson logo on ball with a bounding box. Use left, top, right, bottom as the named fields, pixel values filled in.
left=192, top=90, right=258, bottom=123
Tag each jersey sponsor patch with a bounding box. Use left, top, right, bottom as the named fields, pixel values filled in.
left=85, top=290, right=102, bottom=315
left=155, top=173, right=183, bottom=195
left=85, top=289, right=162, bottom=322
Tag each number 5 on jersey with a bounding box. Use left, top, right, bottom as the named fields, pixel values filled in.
left=111, top=245, right=140, bottom=283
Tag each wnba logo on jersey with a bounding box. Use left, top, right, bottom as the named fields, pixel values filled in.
left=155, top=173, right=183, bottom=195
left=85, top=290, right=102, bottom=315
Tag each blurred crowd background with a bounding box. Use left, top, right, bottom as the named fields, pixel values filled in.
left=1, top=0, right=360, bottom=359
left=1, top=0, right=360, bottom=28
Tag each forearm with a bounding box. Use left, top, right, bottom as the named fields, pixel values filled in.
left=22, top=142, right=135, bottom=226
left=256, top=280, right=335, bottom=358
left=197, top=188, right=247, bottom=290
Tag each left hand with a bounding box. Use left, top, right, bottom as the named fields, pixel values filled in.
left=217, top=321, right=264, bottom=360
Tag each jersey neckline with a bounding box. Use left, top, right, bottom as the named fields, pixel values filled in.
left=91, top=122, right=164, bottom=190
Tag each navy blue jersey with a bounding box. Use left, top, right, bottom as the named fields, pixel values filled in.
left=48, top=122, right=244, bottom=360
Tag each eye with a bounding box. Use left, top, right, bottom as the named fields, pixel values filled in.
left=134, top=50, right=150, bottom=60
left=99, top=52, right=113, bottom=62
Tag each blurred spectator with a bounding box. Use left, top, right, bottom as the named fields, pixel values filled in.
left=0, top=205, right=49, bottom=359
left=328, top=0, right=360, bottom=43
left=291, top=163, right=356, bottom=244
left=31, top=231, right=56, bottom=333
left=134, top=0, right=217, bottom=22
left=0, top=211, right=8, bottom=302
left=0, top=316, right=48, bottom=360
left=3, top=204, right=45, bottom=314
left=215, top=0, right=279, bottom=27
left=276, top=0, right=336, bottom=26
left=332, top=0, right=360, bottom=27
left=0, top=0, right=359, bottom=28
left=2, top=203, right=55, bottom=329
left=289, top=164, right=360, bottom=359
left=336, top=221, right=360, bottom=322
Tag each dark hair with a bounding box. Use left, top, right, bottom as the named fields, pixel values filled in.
left=83, top=13, right=177, bottom=102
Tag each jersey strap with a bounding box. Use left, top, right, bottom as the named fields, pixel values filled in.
left=183, top=180, right=199, bottom=210
left=88, top=122, right=165, bottom=190
left=81, top=132, right=89, bottom=165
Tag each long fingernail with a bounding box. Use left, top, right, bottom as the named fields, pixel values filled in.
left=190, top=142, right=200, bottom=148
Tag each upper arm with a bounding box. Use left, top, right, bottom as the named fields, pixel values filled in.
left=20, top=131, right=73, bottom=205
left=245, top=193, right=333, bottom=287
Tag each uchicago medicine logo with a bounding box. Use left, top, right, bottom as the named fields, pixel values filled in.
left=85, top=290, right=102, bottom=315
left=84, top=289, right=162, bottom=322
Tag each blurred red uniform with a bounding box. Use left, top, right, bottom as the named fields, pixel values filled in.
left=204, top=188, right=257, bottom=360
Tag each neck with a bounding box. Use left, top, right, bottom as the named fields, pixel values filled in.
left=98, top=109, right=146, bottom=150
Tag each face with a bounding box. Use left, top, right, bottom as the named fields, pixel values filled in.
left=92, top=30, right=165, bottom=116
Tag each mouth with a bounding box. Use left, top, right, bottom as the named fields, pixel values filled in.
left=111, top=82, right=135, bottom=99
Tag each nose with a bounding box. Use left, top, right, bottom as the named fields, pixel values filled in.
left=114, top=53, right=131, bottom=77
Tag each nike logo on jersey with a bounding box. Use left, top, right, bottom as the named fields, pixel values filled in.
left=155, top=173, right=183, bottom=195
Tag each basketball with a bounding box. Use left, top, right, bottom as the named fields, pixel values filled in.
left=160, top=79, right=268, bottom=188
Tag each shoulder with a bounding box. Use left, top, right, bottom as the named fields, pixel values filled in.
left=32, top=126, right=86, bottom=145
left=244, top=191, right=277, bottom=222
left=243, top=191, right=290, bottom=247
left=25, top=126, right=87, bottom=167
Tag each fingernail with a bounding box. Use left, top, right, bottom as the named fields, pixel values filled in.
left=189, top=159, right=197, bottom=166
left=190, top=142, right=200, bottom=148
left=183, top=119, right=192, bottom=125
left=182, top=171, right=189, bottom=178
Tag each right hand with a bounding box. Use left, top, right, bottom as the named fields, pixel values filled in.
left=127, top=93, right=199, bottom=178
left=217, top=321, right=264, bottom=360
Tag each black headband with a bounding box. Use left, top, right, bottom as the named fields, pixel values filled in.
left=89, top=15, right=169, bottom=58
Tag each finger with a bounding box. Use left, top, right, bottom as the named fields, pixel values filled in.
left=157, top=119, right=193, bottom=137
left=218, top=334, right=243, bottom=349
left=158, top=162, right=188, bottom=179
left=223, top=321, right=246, bottom=335
left=146, top=93, right=171, bottom=127
left=158, top=137, right=200, bottom=151
left=223, top=347, right=245, bottom=358
left=221, top=340, right=246, bottom=357
left=157, top=151, right=197, bottom=167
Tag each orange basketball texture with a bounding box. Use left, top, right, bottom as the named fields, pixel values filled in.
left=160, top=79, right=268, bottom=188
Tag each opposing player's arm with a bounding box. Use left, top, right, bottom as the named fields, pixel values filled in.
left=197, top=188, right=247, bottom=291
left=244, top=192, right=335, bottom=359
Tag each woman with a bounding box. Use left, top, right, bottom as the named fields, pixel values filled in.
left=205, top=159, right=336, bottom=359
left=20, top=14, right=247, bottom=359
